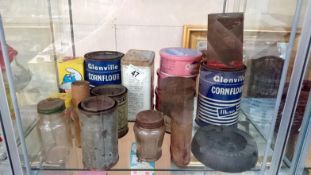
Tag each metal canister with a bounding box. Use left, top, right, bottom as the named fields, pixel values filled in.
left=84, top=51, right=124, bottom=87
left=91, top=85, right=128, bottom=138
left=78, top=96, right=118, bottom=170
left=196, top=62, right=246, bottom=126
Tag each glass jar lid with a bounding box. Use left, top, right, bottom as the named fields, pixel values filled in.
left=80, top=95, right=116, bottom=113
left=91, top=85, right=127, bottom=97
left=37, top=98, right=66, bottom=114
left=136, top=110, right=164, bottom=129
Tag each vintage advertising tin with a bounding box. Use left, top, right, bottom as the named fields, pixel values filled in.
left=157, top=69, right=197, bottom=90
left=196, top=62, right=246, bottom=126
left=122, top=49, right=155, bottom=121
left=91, top=85, right=128, bottom=138
left=159, top=47, right=202, bottom=76
left=84, top=51, right=124, bottom=87
left=57, top=57, right=84, bottom=92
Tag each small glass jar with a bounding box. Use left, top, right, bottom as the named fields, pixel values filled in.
left=134, top=110, right=165, bottom=161
left=78, top=95, right=118, bottom=170
left=37, top=98, right=71, bottom=165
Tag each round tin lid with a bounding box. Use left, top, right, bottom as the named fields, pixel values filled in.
left=80, top=95, right=116, bottom=113
left=136, top=110, right=164, bottom=129
left=191, top=126, right=258, bottom=172
left=160, top=47, right=202, bottom=60
left=201, top=61, right=246, bottom=72
left=84, top=51, right=124, bottom=61
left=37, top=98, right=66, bottom=114
left=91, top=85, right=127, bottom=97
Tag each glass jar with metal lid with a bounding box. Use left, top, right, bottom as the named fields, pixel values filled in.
left=78, top=95, right=118, bottom=170
left=37, top=98, right=71, bottom=165
left=91, top=85, right=128, bottom=138
left=134, top=110, right=165, bottom=161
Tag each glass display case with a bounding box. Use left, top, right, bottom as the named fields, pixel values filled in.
left=1, top=0, right=311, bottom=174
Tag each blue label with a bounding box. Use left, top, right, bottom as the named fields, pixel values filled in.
left=196, top=68, right=245, bottom=125
left=199, top=69, right=245, bottom=101
left=85, top=58, right=121, bottom=87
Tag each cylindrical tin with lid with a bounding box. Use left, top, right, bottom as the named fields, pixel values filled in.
left=122, top=49, right=155, bottom=121
left=84, top=51, right=124, bottom=87
left=196, top=62, right=246, bottom=126
left=37, top=98, right=71, bottom=164
left=71, top=80, right=90, bottom=147
left=91, top=85, right=128, bottom=138
left=78, top=96, right=118, bottom=170
left=160, top=47, right=202, bottom=76
left=134, top=110, right=165, bottom=161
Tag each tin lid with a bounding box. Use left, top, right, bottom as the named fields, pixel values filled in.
left=136, top=110, right=164, bottom=129
left=84, top=51, right=124, bottom=61
left=207, top=13, right=244, bottom=65
left=91, top=85, right=127, bottom=98
left=122, top=49, right=155, bottom=66
left=201, top=61, right=246, bottom=72
left=160, top=47, right=202, bottom=60
left=80, top=95, right=116, bottom=113
left=37, top=98, right=66, bottom=114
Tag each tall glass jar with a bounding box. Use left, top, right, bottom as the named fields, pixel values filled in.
left=78, top=95, right=118, bottom=170
left=37, top=98, right=71, bottom=165
left=134, top=110, right=165, bottom=161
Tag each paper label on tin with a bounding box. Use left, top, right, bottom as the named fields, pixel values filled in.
left=122, top=65, right=152, bottom=120
left=130, top=143, right=155, bottom=175
left=127, top=64, right=147, bottom=82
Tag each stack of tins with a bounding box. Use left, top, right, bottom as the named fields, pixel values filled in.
left=196, top=12, right=246, bottom=127
left=155, top=47, right=202, bottom=133
left=155, top=47, right=202, bottom=167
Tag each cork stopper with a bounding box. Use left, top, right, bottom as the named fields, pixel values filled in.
left=136, top=110, right=164, bottom=129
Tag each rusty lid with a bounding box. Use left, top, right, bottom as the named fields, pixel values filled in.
left=84, top=51, right=124, bottom=61
left=136, top=110, right=164, bottom=129
left=122, top=49, right=155, bottom=66
left=80, top=95, right=116, bottom=113
left=37, top=98, right=66, bottom=114
left=91, top=85, right=127, bottom=98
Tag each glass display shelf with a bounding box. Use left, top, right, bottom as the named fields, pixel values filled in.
left=20, top=111, right=270, bottom=172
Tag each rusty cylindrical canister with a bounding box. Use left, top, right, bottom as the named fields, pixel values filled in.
left=78, top=96, right=118, bottom=170
left=91, top=85, right=128, bottom=138
left=71, top=80, right=90, bottom=147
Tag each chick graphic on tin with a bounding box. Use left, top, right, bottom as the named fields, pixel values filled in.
left=60, top=68, right=82, bottom=91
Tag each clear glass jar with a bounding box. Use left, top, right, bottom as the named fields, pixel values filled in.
left=134, top=110, right=165, bottom=161
left=37, top=98, right=71, bottom=165
left=78, top=95, right=119, bottom=170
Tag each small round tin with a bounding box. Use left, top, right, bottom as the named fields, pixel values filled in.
left=196, top=62, right=246, bottom=126
left=160, top=47, right=202, bottom=76
left=84, top=51, right=124, bottom=87
left=157, top=69, right=197, bottom=89
left=91, top=85, right=128, bottom=138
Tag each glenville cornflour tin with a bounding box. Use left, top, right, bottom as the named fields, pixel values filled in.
left=84, top=51, right=124, bottom=87
left=196, top=62, right=246, bottom=126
